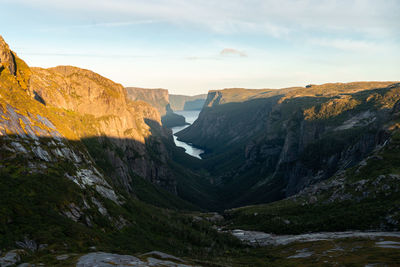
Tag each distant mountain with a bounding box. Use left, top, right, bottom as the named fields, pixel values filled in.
left=169, top=94, right=207, bottom=111
left=125, top=87, right=170, bottom=115
left=125, top=87, right=187, bottom=127
left=177, top=82, right=400, bottom=209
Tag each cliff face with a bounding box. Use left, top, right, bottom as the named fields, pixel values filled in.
left=125, top=87, right=187, bottom=127
left=225, top=120, right=400, bottom=234
left=29, top=67, right=177, bottom=194
left=0, top=38, right=135, bottom=248
left=169, top=94, right=207, bottom=111
left=177, top=82, right=400, bottom=208
left=0, top=36, right=16, bottom=75
left=125, top=87, right=170, bottom=115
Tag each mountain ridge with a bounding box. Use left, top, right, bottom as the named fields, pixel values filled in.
left=2, top=34, right=400, bottom=266
left=177, top=81, right=400, bottom=209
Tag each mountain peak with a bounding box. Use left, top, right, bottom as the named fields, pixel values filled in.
left=0, top=35, right=16, bottom=75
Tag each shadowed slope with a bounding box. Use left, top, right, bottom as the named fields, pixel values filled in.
left=177, top=82, right=400, bottom=209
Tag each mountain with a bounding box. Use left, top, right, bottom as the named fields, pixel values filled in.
left=2, top=33, right=400, bottom=266
left=176, top=82, right=400, bottom=209
left=0, top=35, right=254, bottom=266
left=169, top=94, right=207, bottom=111
left=125, top=87, right=187, bottom=127
left=30, top=66, right=181, bottom=195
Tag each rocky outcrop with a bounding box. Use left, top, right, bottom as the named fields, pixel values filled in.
left=230, top=229, right=400, bottom=247
left=161, top=110, right=188, bottom=128
left=0, top=35, right=16, bottom=75
left=170, top=94, right=207, bottom=111
left=31, top=66, right=133, bottom=118
left=77, top=251, right=195, bottom=267
left=177, top=82, right=400, bottom=208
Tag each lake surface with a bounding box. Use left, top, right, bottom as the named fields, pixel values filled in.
left=171, top=110, right=204, bottom=159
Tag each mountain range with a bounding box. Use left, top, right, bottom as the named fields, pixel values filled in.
left=1, top=35, right=400, bottom=266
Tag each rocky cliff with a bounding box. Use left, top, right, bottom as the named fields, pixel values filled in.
left=0, top=36, right=16, bottom=75
left=224, top=118, right=400, bottom=233
left=29, top=66, right=178, bottom=194
left=177, top=82, right=400, bottom=208
left=126, top=87, right=170, bottom=115
left=126, top=87, right=187, bottom=127
left=169, top=94, right=207, bottom=111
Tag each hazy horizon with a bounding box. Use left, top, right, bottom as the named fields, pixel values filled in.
left=2, top=0, right=399, bottom=95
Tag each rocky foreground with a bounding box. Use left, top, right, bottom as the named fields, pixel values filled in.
left=230, top=229, right=400, bottom=247
left=0, top=250, right=200, bottom=267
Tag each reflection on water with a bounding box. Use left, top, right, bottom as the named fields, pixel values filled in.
left=171, top=110, right=204, bottom=159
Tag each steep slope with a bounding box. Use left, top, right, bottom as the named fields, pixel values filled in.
left=0, top=36, right=242, bottom=264
left=224, top=125, right=400, bottom=234
left=125, top=87, right=170, bottom=115
left=170, top=94, right=207, bottom=111
left=30, top=66, right=180, bottom=196
left=177, top=82, right=400, bottom=209
left=125, top=87, right=187, bottom=127
left=29, top=66, right=216, bottom=211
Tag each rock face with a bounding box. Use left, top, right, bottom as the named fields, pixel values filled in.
left=0, top=39, right=140, bottom=252
left=177, top=82, right=400, bottom=208
left=29, top=66, right=177, bottom=194
left=0, top=250, right=23, bottom=267
left=169, top=94, right=207, bottom=111
left=0, top=35, right=16, bottom=75
left=77, top=251, right=195, bottom=267
left=126, top=87, right=170, bottom=115
left=31, top=66, right=134, bottom=118
left=126, top=87, right=187, bottom=127
left=230, top=229, right=400, bottom=247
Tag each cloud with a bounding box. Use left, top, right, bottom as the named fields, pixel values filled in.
left=10, top=0, right=399, bottom=39
left=308, top=38, right=382, bottom=52
left=38, top=20, right=157, bottom=32
left=220, top=48, right=247, bottom=57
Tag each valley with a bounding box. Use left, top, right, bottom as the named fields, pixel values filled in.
left=1, top=34, right=400, bottom=267
left=171, top=110, right=204, bottom=159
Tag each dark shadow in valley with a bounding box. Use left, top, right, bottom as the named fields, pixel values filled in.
left=3, top=85, right=398, bottom=212
left=173, top=86, right=399, bottom=210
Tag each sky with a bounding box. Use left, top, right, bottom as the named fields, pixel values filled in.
left=1, top=0, right=399, bottom=95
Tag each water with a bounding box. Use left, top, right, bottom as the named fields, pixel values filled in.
left=171, top=110, right=204, bottom=159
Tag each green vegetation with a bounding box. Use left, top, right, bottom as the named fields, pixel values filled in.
left=0, top=143, right=242, bottom=264
left=177, top=82, right=400, bottom=210
left=223, top=131, right=400, bottom=234
left=212, top=237, right=400, bottom=266
left=2, top=36, right=400, bottom=266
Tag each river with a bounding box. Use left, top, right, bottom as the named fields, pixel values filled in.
left=170, top=110, right=204, bottom=159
